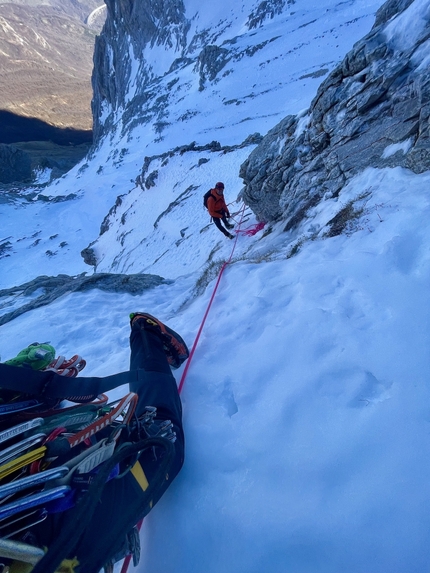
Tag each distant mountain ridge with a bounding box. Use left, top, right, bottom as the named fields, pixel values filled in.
left=4, top=0, right=104, bottom=24
left=0, top=0, right=105, bottom=131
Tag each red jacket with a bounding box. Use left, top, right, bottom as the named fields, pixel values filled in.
left=207, top=191, right=230, bottom=218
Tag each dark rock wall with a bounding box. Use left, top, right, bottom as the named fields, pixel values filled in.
left=0, top=144, right=32, bottom=184
left=240, top=0, right=430, bottom=226
left=92, top=0, right=189, bottom=139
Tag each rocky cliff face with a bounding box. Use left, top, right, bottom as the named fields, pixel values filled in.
left=240, top=0, right=430, bottom=227
left=92, top=0, right=189, bottom=139
left=91, top=0, right=296, bottom=140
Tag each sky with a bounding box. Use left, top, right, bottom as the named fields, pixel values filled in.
left=1, top=0, right=430, bottom=572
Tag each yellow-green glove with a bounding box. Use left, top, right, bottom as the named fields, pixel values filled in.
left=4, top=343, right=56, bottom=371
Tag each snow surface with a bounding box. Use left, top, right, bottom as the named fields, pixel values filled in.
left=382, top=137, right=413, bottom=158
left=1, top=0, right=430, bottom=572
left=384, top=0, right=430, bottom=51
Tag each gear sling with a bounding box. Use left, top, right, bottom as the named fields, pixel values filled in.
left=0, top=324, right=184, bottom=573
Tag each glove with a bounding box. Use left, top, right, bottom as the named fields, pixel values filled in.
left=4, top=342, right=56, bottom=370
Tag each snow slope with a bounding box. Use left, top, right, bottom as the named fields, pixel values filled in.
left=1, top=0, right=430, bottom=572
left=2, top=164, right=430, bottom=573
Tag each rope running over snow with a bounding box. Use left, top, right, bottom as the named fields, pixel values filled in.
left=178, top=201, right=247, bottom=393
left=121, top=201, right=248, bottom=573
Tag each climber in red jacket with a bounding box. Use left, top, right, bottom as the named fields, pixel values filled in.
left=207, top=182, right=235, bottom=239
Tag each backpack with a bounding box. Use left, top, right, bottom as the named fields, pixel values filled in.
left=203, top=189, right=216, bottom=209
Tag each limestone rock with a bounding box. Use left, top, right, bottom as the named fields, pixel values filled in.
left=92, top=0, right=189, bottom=139
left=196, top=45, right=230, bottom=90
left=91, top=0, right=295, bottom=140
left=240, top=0, right=430, bottom=226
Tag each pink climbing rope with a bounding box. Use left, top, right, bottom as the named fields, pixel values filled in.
left=177, top=265, right=226, bottom=394
left=178, top=201, right=247, bottom=392
left=235, top=221, right=265, bottom=236
left=121, top=202, right=248, bottom=573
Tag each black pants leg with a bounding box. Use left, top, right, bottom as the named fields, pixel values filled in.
left=30, top=321, right=186, bottom=573
left=212, top=216, right=230, bottom=237
left=129, top=322, right=184, bottom=438
left=62, top=324, right=185, bottom=569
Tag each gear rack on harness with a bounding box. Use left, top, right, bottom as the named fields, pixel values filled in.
left=0, top=329, right=186, bottom=573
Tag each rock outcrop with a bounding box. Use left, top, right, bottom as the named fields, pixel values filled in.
left=0, top=144, right=32, bottom=184
left=0, top=272, right=168, bottom=326
left=92, top=0, right=190, bottom=139
left=240, top=0, right=430, bottom=227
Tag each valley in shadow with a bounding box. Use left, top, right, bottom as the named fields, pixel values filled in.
left=0, top=111, right=93, bottom=185
left=0, top=110, right=92, bottom=145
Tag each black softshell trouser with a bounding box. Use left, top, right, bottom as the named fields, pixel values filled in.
left=2, top=323, right=184, bottom=573
left=212, top=209, right=231, bottom=237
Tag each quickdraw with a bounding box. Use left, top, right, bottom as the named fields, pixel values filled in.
left=0, top=376, right=173, bottom=573
left=48, top=392, right=138, bottom=453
